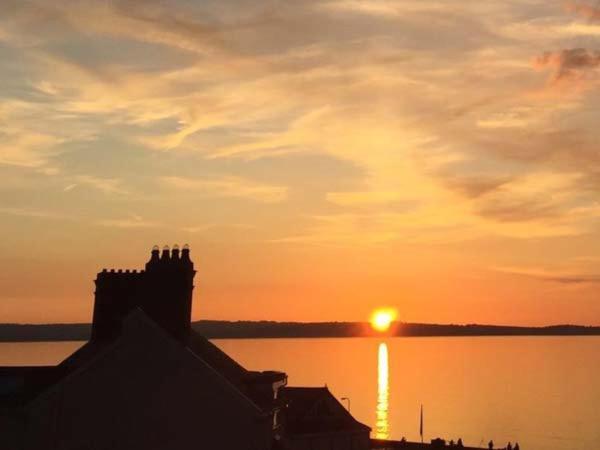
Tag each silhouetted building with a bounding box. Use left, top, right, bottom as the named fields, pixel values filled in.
left=92, top=244, right=195, bottom=342
left=1, top=311, right=280, bottom=449
left=0, top=246, right=371, bottom=450
left=280, top=387, right=371, bottom=450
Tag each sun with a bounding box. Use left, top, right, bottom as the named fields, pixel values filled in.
left=370, top=308, right=397, bottom=332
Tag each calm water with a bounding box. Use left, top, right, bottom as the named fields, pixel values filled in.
left=1, top=337, right=599, bottom=450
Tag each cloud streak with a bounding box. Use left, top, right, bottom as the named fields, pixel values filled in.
left=494, top=265, right=600, bottom=284
left=97, top=216, right=160, bottom=229
left=66, top=175, right=128, bottom=195
left=161, top=175, right=288, bottom=203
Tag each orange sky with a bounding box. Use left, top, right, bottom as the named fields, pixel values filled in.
left=2, top=0, right=600, bottom=325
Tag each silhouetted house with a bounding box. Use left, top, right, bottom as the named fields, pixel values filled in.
left=2, top=311, right=281, bottom=449
left=280, top=387, right=371, bottom=450
left=0, top=246, right=286, bottom=450
left=0, top=246, right=372, bottom=450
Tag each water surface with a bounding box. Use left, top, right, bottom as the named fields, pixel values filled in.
left=1, top=337, right=598, bottom=450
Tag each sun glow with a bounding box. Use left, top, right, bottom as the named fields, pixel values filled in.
left=370, top=309, right=397, bottom=332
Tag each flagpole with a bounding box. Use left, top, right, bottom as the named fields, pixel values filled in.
left=420, top=404, right=424, bottom=443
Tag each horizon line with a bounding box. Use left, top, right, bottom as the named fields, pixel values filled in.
left=2, top=320, right=599, bottom=328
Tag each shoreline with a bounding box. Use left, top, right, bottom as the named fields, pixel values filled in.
left=1, top=321, right=599, bottom=342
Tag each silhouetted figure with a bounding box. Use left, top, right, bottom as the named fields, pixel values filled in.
left=488, top=440, right=494, bottom=450
left=507, top=442, right=512, bottom=450
left=449, top=439, right=455, bottom=447
left=514, top=443, right=520, bottom=450
left=457, top=438, right=464, bottom=448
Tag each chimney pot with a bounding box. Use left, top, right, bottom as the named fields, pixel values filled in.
left=161, top=245, right=171, bottom=260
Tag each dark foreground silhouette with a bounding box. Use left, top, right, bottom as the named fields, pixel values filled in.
left=0, top=246, right=371, bottom=450
left=0, top=246, right=521, bottom=450
left=1, top=320, right=598, bottom=342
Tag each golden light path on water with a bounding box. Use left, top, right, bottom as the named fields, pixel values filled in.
left=376, top=342, right=389, bottom=439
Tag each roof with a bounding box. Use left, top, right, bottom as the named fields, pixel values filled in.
left=55, top=317, right=252, bottom=391
left=186, top=330, right=286, bottom=409
left=282, top=386, right=371, bottom=435
left=186, top=329, right=248, bottom=387
left=0, top=309, right=285, bottom=413
left=0, top=336, right=118, bottom=408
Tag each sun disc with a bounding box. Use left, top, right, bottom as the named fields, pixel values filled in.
left=370, top=309, right=397, bottom=332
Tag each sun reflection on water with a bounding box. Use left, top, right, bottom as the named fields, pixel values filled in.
left=376, top=342, right=389, bottom=439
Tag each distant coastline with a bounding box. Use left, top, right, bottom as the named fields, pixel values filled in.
left=1, top=321, right=599, bottom=342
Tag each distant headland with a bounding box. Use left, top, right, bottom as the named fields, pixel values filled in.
left=1, top=320, right=599, bottom=342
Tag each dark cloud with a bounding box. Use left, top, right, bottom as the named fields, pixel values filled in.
left=544, top=275, right=600, bottom=284
left=535, top=48, right=600, bottom=81
left=477, top=128, right=588, bottom=162
left=498, top=267, right=600, bottom=284
left=476, top=197, right=562, bottom=222
left=566, top=1, right=600, bottom=21
left=441, top=175, right=512, bottom=198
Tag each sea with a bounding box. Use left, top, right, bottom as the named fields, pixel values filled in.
left=1, top=336, right=599, bottom=450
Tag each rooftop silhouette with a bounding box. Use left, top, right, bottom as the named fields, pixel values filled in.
left=92, top=244, right=195, bottom=342
left=0, top=246, right=373, bottom=450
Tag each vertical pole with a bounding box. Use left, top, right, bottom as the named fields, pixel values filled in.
left=420, top=404, right=424, bottom=443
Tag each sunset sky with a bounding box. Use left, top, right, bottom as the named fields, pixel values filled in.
left=2, top=0, right=600, bottom=325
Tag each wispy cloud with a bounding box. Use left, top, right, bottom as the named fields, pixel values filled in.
left=493, top=265, right=600, bottom=284
left=326, top=191, right=404, bottom=206
left=65, top=175, right=128, bottom=195
left=97, top=214, right=159, bottom=229
left=0, top=206, right=68, bottom=220
left=319, top=1, right=403, bottom=17
left=0, top=131, right=63, bottom=168
left=181, top=223, right=256, bottom=233
left=440, top=175, right=512, bottom=199
left=161, top=175, right=288, bottom=203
